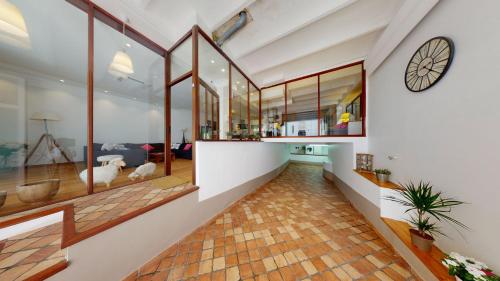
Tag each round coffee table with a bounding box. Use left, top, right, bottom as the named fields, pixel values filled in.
left=96, top=155, right=124, bottom=172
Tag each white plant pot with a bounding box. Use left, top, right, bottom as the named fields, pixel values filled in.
left=456, top=277, right=462, bottom=281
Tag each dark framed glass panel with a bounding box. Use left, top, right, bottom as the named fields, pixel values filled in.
left=93, top=13, right=165, bottom=192
left=0, top=0, right=88, bottom=214
left=230, top=66, right=248, bottom=139
left=171, top=37, right=192, bottom=81
left=198, top=34, right=229, bottom=139
left=285, top=77, right=318, bottom=136
left=261, top=85, right=285, bottom=137
left=249, top=84, right=259, bottom=136
left=319, top=64, right=363, bottom=136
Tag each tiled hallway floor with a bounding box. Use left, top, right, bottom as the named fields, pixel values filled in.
left=126, top=164, right=418, bottom=281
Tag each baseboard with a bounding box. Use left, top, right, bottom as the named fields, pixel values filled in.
left=290, top=160, right=324, bottom=166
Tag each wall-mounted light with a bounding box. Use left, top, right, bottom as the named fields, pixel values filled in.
left=59, top=79, right=64, bottom=83
left=0, top=0, right=30, bottom=48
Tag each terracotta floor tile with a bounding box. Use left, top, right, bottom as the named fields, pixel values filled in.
left=123, top=164, right=418, bottom=281
left=0, top=263, right=35, bottom=280
left=198, top=260, right=212, bottom=275
left=278, top=267, right=295, bottom=281
left=226, top=266, right=240, bottom=281
left=268, top=270, right=284, bottom=281
left=0, top=249, right=38, bottom=268
left=239, top=263, right=253, bottom=279
left=212, top=257, right=225, bottom=271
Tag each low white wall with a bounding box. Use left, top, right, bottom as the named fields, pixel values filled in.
left=51, top=142, right=289, bottom=281
left=325, top=142, right=380, bottom=207
left=196, top=141, right=290, bottom=200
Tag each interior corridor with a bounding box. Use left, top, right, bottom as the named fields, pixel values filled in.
left=126, top=164, right=417, bottom=281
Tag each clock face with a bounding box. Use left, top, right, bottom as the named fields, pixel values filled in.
left=405, top=37, right=454, bottom=92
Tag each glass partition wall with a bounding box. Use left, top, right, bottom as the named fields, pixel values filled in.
left=230, top=66, right=249, bottom=138
left=0, top=2, right=365, bottom=215
left=0, top=0, right=89, bottom=215
left=0, top=0, right=169, bottom=216
left=93, top=11, right=165, bottom=192
left=261, top=61, right=365, bottom=137
left=261, top=85, right=286, bottom=137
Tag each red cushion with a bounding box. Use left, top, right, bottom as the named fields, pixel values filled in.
left=183, top=143, right=192, bottom=151
left=141, top=144, right=154, bottom=151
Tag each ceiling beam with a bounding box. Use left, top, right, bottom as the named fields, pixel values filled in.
left=365, top=0, right=440, bottom=75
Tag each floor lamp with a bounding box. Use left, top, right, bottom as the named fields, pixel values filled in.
left=24, top=112, right=71, bottom=165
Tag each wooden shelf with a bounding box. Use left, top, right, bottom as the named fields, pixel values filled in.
left=354, top=169, right=402, bottom=190
left=382, top=218, right=453, bottom=281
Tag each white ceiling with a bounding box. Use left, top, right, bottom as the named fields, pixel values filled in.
left=100, top=0, right=405, bottom=86
left=1, top=0, right=412, bottom=97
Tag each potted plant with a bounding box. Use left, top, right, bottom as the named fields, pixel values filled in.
left=385, top=181, right=468, bottom=252
left=374, top=168, right=391, bottom=182
left=443, top=252, right=500, bottom=281
left=241, top=131, right=249, bottom=141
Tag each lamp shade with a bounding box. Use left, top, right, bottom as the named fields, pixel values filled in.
left=340, top=112, right=351, bottom=123
left=0, top=0, right=30, bottom=48
left=30, top=112, right=61, bottom=121
left=108, top=50, right=134, bottom=79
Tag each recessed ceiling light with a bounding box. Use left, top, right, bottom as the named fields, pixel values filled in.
left=221, top=68, right=226, bottom=72
left=236, top=81, right=240, bottom=84
left=125, top=43, right=131, bottom=48
left=59, top=79, right=64, bottom=83
left=104, top=90, right=109, bottom=93
left=133, top=97, right=137, bottom=100
left=210, top=59, right=215, bottom=64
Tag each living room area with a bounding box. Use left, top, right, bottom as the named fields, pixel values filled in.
left=0, top=0, right=192, bottom=216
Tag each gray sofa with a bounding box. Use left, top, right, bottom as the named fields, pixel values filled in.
left=83, top=143, right=147, bottom=167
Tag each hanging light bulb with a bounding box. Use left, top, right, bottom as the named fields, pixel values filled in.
left=108, top=50, right=134, bottom=79
left=108, top=20, right=134, bottom=79
left=0, top=0, right=30, bottom=48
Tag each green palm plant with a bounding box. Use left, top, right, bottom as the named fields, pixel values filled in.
left=385, top=181, right=468, bottom=239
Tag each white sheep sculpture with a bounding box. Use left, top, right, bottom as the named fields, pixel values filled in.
left=128, top=162, right=156, bottom=181
left=79, top=158, right=126, bottom=187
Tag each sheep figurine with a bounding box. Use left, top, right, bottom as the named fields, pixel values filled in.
left=79, top=158, right=126, bottom=187
left=128, top=162, right=156, bottom=181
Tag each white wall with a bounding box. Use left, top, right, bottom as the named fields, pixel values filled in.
left=368, top=0, right=500, bottom=269
left=0, top=69, right=170, bottom=165
left=326, top=143, right=380, bottom=207
left=196, top=142, right=290, bottom=200
left=93, top=91, right=164, bottom=144
left=171, top=108, right=192, bottom=143
left=290, top=154, right=328, bottom=164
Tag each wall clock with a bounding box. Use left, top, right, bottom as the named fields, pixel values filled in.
left=405, top=36, right=454, bottom=92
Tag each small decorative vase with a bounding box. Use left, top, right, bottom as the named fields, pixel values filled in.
left=0, top=191, right=7, bottom=208
left=376, top=173, right=390, bottom=183
left=16, top=179, right=60, bottom=203
left=409, top=229, right=434, bottom=252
